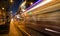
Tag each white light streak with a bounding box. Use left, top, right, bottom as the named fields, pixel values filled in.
left=23, top=0, right=52, bottom=15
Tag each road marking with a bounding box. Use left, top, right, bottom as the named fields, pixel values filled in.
left=18, top=26, right=31, bottom=36
left=45, top=28, right=60, bottom=33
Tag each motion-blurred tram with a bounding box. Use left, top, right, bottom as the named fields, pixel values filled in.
left=21, top=0, right=60, bottom=36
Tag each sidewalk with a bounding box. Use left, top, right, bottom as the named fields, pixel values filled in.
left=8, top=19, right=23, bottom=36
left=13, top=20, right=31, bottom=36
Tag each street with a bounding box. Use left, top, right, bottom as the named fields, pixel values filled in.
left=0, top=0, right=60, bottom=36
left=0, top=18, right=47, bottom=36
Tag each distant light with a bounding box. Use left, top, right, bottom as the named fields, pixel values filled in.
left=11, top=18, right=14, bottom=21
left=30, top=2, right=33, bottom=5
left=16, top=14, right=20, bottom=18
left=2, top=8, right=4, bottom=10
left=10, top=11, right=13, bottom=13
left=10, top=0, right=13, bottom=3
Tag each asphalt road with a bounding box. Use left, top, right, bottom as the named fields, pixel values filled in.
left=0, top=19, right=60, bottom=36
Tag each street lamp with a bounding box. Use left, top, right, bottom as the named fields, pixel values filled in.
left=30, top=2, right=33, bottom=5
left=2, top=8, right=4, bottom=10
left=10, top=0, right=13, bottom=3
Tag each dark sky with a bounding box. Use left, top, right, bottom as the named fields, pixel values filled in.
left=11, top=0, right=23, bottom=14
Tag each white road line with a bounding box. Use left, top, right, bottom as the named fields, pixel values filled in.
left=45, top=28, right=60, bottom=33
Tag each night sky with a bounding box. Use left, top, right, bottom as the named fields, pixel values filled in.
left=11, top=0, right=23, bottom=14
